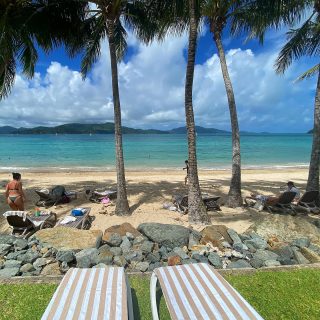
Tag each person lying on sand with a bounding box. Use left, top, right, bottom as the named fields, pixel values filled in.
left=5, top=172, right=26, bottom=211
left=245, top=181, right=300, bottom=211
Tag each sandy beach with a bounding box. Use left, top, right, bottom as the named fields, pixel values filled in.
left=0, top=168, right=312, bottom=234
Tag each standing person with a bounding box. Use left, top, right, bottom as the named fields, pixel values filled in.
left=5, top=172, right=26, bottom=211
left=183, top=160, right=189, bottom=185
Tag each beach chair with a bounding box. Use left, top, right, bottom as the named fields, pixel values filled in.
left=150, top=263, right=263, bottom=320
left=266, top=191, right=296, bottom=214
left=41, top=267, right=134, bottom=320
left=3, top=211, right=57, bottom=238
left=295, top=190, right=320, bottom=213
left=35, top=185, right=68, bottom=207
left=55, top=207, right=91, bottom=229
left=89, top=189, right=117, bottom=203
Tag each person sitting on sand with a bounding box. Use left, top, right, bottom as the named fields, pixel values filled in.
left=5, top=172, right=26, bottom=211
left=245, top=181, right=300, bottom=210
left=183, top=160, right=189, bottom=185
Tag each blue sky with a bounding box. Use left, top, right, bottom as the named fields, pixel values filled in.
left=0, top=24, right=317, bottom=133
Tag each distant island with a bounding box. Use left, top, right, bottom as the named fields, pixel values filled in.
left=308, top=129, right=313, bottom=134
left=0, top=123, right=230, bottom=135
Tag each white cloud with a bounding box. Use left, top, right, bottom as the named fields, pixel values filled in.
left=0, top=32, right=316, bottom=132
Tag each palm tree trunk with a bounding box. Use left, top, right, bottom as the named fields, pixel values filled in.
left=306, top=68, right=320, bottom=199
left=213, top=31, right=242, bottom=208
left=107, top=20, right=130, bottom=215
left=185, top=0, right=210, bottom=225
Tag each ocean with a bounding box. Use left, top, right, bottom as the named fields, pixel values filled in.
left=0, top=133, right=312, bottom=171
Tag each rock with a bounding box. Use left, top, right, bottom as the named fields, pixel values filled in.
left=35, top=228, right=102, bottom=251
left=4, top=260, right=22, bottom=269
left=60, top=261, right=69, bottom=273
left=309, top=244, right=320, bottom=255
left=233, top=243, right=248, bottom=252
left=148, top=262, right=162, bottom=271
left=250, top=258, right=264, bottom=269
left=135, top=262, right=150, bottom=272
left=97, top=249, right=113, bottom=265
left=188, top=231, right=201, bottom=250
left=124, top=250, right=143, bottom=263
left=20, top=263, right=35, bottom=273
left=0, top=244, right=12, bottom=256
left=172, top=247, right=189, bottom=260
left=33, top=258, right=49, bottom=269
left=190, top=245, right=209, bottom=253
left=109, top=247, right=122, bottom=256
left=182, top=259, right=198, bottom=265
left=120, top=237, right=132, bottom=253
left=18, top=251, right=40, bottom=264
left=138, top=223, right=191, bottom=249
left=168, top=256, right=182, bottom=266
left=126, top=232, right=135, bottom=241
left=103, top=223, right=142, bottom=240
left=227, top=229, right=242, bottom=245
left=201, top=225, right=232, bottom=248
left=6, top=250, right=27, bottom=260
left=208, top=252, right=222, bottom=268
left=244, top=238, right=268, bottom=250
left=273, top=245, right=294, bottom=260
left=56, top=250, right=75, bottom=263
left=231, top=251, right=244, bottom=259
left=102, top=233, right=122, bottom=247
left=158, top=246, right=168, bottom=257
left=247, top=215, right=320, bottom=243
left=291, top=238, right=311, bottom=249
left=293, top=250, right=310, bottom=264
left=93, top=263, right=108, bottom=268
left=146, top=252, right=161, bottom=263
left=13, top=238, right=28, bottom=250
left=253, top=250, right=279, bottom=262
left=222, top=241, right=232, bottom=249
left=0, top=235, right=16, bottom=245
left=140, top=241, right=154, bottom=253
left=113, top=256, right=127, bottom=267
left=227, top=260, right=252, bottom=269
left=133, top=236, right=145, bottom=246
left=239, top=234, right=251, bottom=242
left=264, top=260, right=281, bottom=267
left=191, top=254, right=208, bottom=264
left=0, top=267, right=20, bottom=278
left=75, top=248, right=99, bottom=268
left=300, top=247, right=320, bottom=263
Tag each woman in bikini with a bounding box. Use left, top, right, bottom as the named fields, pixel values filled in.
left=5, top=172, right=26, bottom=211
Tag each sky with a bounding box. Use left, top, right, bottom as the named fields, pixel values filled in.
left=0, top=21, right=317, bottom=133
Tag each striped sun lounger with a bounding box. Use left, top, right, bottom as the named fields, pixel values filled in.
left=42, top=267, right=133, bottom=320
left=150, top=263, right=263, bottom=320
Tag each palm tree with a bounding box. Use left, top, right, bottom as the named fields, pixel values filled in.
left=69, top=0, right=157, bottom=216
left=0, top=0, right=86, bottom=99
left=234, top=0, right=319, bottom=194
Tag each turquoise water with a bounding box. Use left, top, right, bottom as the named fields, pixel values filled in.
left=0, top=134, right=312, bottom=171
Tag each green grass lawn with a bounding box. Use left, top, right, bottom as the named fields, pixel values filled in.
left=0, top=270, right=319, bottom=320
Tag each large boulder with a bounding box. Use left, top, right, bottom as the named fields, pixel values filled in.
left=76, top=248, right=99, bottom=268
left=35, top=228, right=102, bottom=251
left=41, top=262, right=62, bottom=276
left=138, top=223, right=191, bottom=249
left=200, top=225, right=232, bottom=247
left=247, top=215, right=320, bottom=244
left=103, top=223, right=141, bottom=241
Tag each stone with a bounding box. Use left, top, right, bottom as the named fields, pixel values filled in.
left=300, top=247, right=320, bottom=263
left=309, top=244, right=320, bottom=255
left=208, top=252, right=222, bottom=268
left=13, top=238, right=28, bottom=250
left=35, top=228, right=103, bottom=251
left=56, top=250, right=75, bottom=263
left=33, top=258, right=49, bottom=269
left=120, top=237, right=132, bottom=253
left=233, top=243, right=248, bottom=252
left=182, top=259, right=198, bottom=265
left=103, top=223, right=142, bottom=240
left=146, top=252, right=161, bottom=263
left=264, top=260, right=281, bottom=267
left=291, top=238, right=311, bottom=249
left=109, top=247, right=122, bottom=256
left=135, top=262, right=150, bottom=272
left=273, top=246, right=294, bottom=260
left=60, top=261, right=69, bottom=273
left=113, top=256, right=127, bottom=267
left=227, top=229, right=242, bottom=245
left=188, top=231, right=201, bottom=250
left=20, top=263, right=35, bottom=273
left=201, top=225, right=232, bottom=248
left=76, top=248, right=99, bottom=268
left=6, top=250, right=27, bottom=260
left=244, top=238, right=268, bottom=250
left=247, top=215, right=320, bottom=243
left=148, top=262, right=162, bottom=271
left=158, top=246, right=168, bottom=257
left=93, top=263, right=108, bottom=268
left=227, top=260, right=252, bottom=269
left=138, top=223, right=191, bottom=249
left=0, top=235, right=16, bottom=245
left=0, top=244, right=12, bottom=256
left=253, top=250, right=279, bottom=262
left=168, top=256, right=182, bottom=266
left=18, top=251, right=39, bottom=264
left=4, top=260, right=22, bottom=268
left=250, top=258, right=264, bottom=269
left=239, top=234, right=251, bottom=242
left=133, top=236, right=145, bottom=246
left=293, top=250, right=310, bottom=264
left=126, top=232, right=135, bottom=240
left=222, top=241, right=232, bottom=249
left=172, top=247, right=189, bottom=260
left=0, top=267, right=20, bottom=278
left=102, top=233, right=122, bottom=247
left=191, top=254, right=208, bottom=264
left=140, top=241, right=154, bottom=253
left=124, top=251, right=143, bottom=263
left=97, top=250, right=113, bottom=265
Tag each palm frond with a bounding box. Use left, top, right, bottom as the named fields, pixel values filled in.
left=113, top=18, right=127, bottom=61
left=0, top=56, right=15, bottom=100
left=295, top=64, right=320, bottom=82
